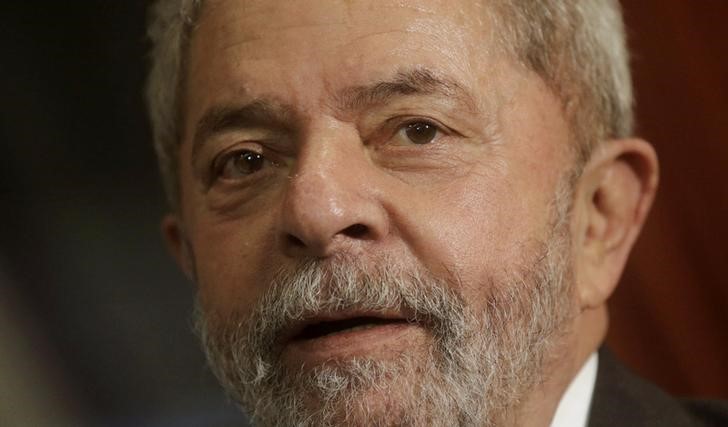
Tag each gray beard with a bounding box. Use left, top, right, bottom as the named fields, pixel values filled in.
left=194, top=193, right=576, bottom=426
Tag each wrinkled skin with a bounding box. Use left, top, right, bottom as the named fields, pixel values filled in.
left=181, top=0, right=571, bottom=323
left=163, top=0, right=659, bottom=425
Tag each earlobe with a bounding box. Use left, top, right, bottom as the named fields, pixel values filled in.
left=573, top=138, right=659, bottom=309
left=161, top=214, right=195, bottom=280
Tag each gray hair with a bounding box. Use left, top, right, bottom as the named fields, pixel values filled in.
left=146, top=0, right=633, bottom=208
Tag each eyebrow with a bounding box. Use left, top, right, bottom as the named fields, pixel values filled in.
left=192, top=99, right=295, bottom=159
left=191, top=68, right=477, bottom=156
left=336, top=68, right=478, bottom=113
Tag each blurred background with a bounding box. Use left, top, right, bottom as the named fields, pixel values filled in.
left=0, top=1, right=726, bottom=426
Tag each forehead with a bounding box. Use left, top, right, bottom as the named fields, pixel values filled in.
left=194, top=0, right=491, bottom=53
left=185, top=0, right=501, bottom=115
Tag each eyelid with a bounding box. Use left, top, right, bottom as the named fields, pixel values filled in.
left=392, top=116, right=457, bottom=136
left=384, top=117, right=454, bottom=148
left=206, top=142, right=268, bottom=186
left=212, top=141, right=263, bottom=167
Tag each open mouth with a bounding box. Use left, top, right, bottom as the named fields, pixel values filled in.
left=292, top=316, right=411, bottom=341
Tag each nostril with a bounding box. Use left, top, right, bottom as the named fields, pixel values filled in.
left=282, top=223, right=374, bottom=254
left=342, top=223, right=369, bottom=239
left=287, top=234, right=306, bottom=248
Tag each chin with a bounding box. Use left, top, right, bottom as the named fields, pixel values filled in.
left=241, top=353, right=485, bottom=427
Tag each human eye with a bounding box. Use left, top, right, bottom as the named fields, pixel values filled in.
left=211, top=147, right=276, bottom=183
left=393, top=119, right=446, bottom=146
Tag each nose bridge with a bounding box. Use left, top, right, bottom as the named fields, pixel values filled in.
left=292, top=116, right=362, bottom=198
left=279, top=122, right=385, bottom=257
left=290, top=140, right=354, bottom=220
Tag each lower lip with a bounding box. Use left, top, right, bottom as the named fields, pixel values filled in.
left=283, top=322, right=423, bottom=365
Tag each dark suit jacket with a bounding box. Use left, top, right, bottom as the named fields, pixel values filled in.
left=588, top=349, right=728, bottom=426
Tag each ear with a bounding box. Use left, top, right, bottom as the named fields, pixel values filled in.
left=161, top=214, right=195, bottom=280
left=571, top=138, right=659, bottom=310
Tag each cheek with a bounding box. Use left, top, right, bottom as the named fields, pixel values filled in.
left=176, top=140, right=279, bottom=314
left=396, top=142, right=567, bottom=300
left=188, top=206, right=278, bottom=315
left=402, top=177, right=560, bottom=310
left=397, top=168, right=529, bottom=290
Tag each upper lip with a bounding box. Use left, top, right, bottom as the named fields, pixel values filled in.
left=279, top=309, right=415, bottom=344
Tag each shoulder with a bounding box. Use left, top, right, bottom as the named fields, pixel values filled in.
left=588, top=348, right=728, bottom=427
left=683, top=399, right=728, bottom=427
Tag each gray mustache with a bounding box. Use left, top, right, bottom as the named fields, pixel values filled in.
left=236, top=256, right=469, bottom=356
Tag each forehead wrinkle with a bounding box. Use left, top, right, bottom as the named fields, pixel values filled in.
left=211, top=17, right=433, bottom=59
left=334, top=68, right=481, bottom=115
left=197, top=0, right=351, bottom=50
left=198, top=0, right=460, bottom=52
left=338, top=29, right=413, bottom=47
left=216, top=20, right=353, bottom=51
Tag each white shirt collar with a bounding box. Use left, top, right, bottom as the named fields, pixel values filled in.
left=550, top=352, right=599, bottom=427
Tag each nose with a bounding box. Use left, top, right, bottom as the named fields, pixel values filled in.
left=278, top=131, right=388, bottom=258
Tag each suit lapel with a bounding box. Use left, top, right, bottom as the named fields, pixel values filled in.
left=587, top=348, right=695, bottom=427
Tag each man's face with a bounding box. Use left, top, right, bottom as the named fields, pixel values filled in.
left=175, top=0, right=579, bottom=424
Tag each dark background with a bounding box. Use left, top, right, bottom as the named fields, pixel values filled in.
left=1, top=1, right=726, bottom=426
left=607, top=0, right=728, bottom=399
left=0, top=1, right=246, bottom=426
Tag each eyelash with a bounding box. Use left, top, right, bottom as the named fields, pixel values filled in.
left=389, top=117, right=451, bottom=144
left=209, top=146, right=271, bottom=183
